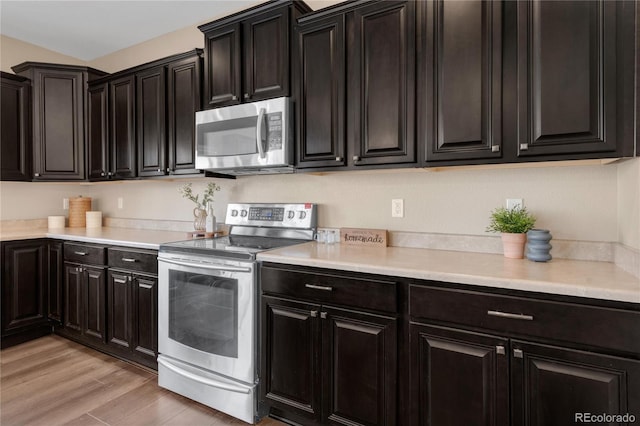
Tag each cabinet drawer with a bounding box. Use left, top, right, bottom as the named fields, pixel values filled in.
left=64, top=243, right=105, bottom=265
left=410, top=285, right=640, bottom=355
left=108, top=247, right=157, bottom=274
left=261, top=266, right=397, bottom=313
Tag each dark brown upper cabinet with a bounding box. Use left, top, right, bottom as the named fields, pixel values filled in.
left=419, top=0, right=503, bottom=163
left=1, top=72, right=32, bottom=181
left=199, top=0, right=311, bottom=109
left=12, top=63, right=107, bottom=181
left=295, top=0, right=416, bottom=171
left=87, top=82, right=109, bottom=180
left=513, top=0, right=620, bottom=158
left=295, top=14, right=347, bottom=168
left=136, top=66, right=167, bottom=177
left=348, top=0, right=416, bottom=167
left=87, top=49, right=203, bottom=180
left=109, top=74, right=137, bottom=179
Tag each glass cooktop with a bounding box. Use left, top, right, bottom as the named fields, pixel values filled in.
left=160, top=235, right=310, bottom=260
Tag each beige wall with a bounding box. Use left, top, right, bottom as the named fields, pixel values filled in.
left=0, top=35, right=86, bottom=73
left=618, top=158, right=640, bottom=249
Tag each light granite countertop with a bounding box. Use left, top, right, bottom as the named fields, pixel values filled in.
left=257, top=242, right=640, bottom=304
left=0, top=227, right=190, bottom=250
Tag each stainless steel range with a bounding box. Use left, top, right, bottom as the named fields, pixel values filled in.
left=157, top=203, right=317, bottom=424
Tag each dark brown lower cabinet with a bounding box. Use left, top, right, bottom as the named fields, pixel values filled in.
left=261, top=295, right=397, bottom=425
left=0, top=240, right=50, bottom=347
left=63, top=262, right=106, bottom=345
left=107, top=269, right=158, bottom=369
left=48, top=241, right=64, bottom=325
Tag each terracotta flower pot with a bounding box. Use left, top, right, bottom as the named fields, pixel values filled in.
left=501, top=232, right=527, bottom=259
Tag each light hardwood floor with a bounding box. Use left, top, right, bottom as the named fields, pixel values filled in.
left=0, top=336, right=284, bottom=426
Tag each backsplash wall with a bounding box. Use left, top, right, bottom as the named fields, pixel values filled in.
left=2, top=162, right=632, bottom=248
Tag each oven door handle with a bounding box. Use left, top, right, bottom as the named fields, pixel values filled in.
left=157, top=358, right=250, bottom=394
left=158, top=257, right=252, bottom=273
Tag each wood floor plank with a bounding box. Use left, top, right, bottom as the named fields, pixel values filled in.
left=1, top=336, right=284, bottom=426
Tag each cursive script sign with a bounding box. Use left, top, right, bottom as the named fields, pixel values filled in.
left=340, top=228, right=388, bottom=247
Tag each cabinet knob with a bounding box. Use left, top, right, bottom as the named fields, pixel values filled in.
left=335, top=157, right=343, bottom=162
left=100, top=171, right=106, bottom=177
left=519, top=143, right=529, bottom=151
left=157, top=168, right=162, bottom=173
left=496, top=345, right=505, bottom=355
left=310, top=310, right=318, bottom=318
left=108, top=172, right=113, bottom=176
left=34, top=173, right=40, bottom=177
left=491, top=145, right=500, bottom=153
left=352, top=156, right=360, bottom=162
left=231, top=95, right=238, bottom=101
left=513, top=349, right=524, bottom=359
left=166, top=168, right=171, bottom=173
left=244, top=93, right=250, bottom=99
left=320, top=312, right=328, bottom=319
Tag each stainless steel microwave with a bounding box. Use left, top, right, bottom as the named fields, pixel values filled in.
left=195, top=97, right=293, bottom=175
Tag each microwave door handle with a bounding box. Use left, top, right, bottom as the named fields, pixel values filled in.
left=256, top=107, right=266, bottom=159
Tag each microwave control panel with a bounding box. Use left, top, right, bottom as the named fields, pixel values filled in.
left=266, top=112, right=283, bottom=150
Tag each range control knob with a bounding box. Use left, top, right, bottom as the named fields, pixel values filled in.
left=287, top=210, right=295, bottom=219
left=298, top=211, right=307, bottom=219
left=240, top=210, right=248, bottom=217
left=231, top=210, right=239, bottom=217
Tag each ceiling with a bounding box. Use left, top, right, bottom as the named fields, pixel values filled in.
left=0, top=1, right=331, bottom=62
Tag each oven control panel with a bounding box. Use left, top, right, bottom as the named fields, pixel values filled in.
left=226, top=203, right=317, bottom=229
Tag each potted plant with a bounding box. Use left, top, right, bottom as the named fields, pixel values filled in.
left=486, top=206, right=536, bottom=259
left=179, top=182, right=221, bottom=231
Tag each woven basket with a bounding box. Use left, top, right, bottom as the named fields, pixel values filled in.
left=68, top=197, right=92, bottom=227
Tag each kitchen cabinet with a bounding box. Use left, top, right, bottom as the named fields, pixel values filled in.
left=107, top=247, right=158, bottom=369
left=295, top=0, right=416, bottom=170
left=88, top=49, right=203, bottom=180
left=409, top=283, right=640, bottom=425
left=199, top=0, right=311, bottom=109
left=295, top=14, right=347, bottom=168
left=260, top=265, right=398, bottom=425
left=1, top=71, right=32, bottom=181
left=48, top=241, right=64, bottom=325
left=109, top=74, right=137, bottom=179
left=11, top=63, right=107, bottom=180
left=418, top=0, right=503, bottom=162
left=61, top=242, right=107, bottom=345
left=1, top=240, right=50, bottom=348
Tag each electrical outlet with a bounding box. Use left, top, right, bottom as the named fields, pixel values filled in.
left=117, top=197, right=124, bottom=209
left=392, top=199, right=404, bottom=218
left=506, top=198, right=523, bottom=210
left=63, top=198, right=69, bottom=210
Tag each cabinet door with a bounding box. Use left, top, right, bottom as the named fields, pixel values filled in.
left=107, top=270, right=132, bottom=350
left=31, top=68, right=85, bottom=180
left=0, top=73, right=31, bottom=181
left=322, top=306, right=397, bottom=426
left=132, top=275, right=157, bottom=365
left=48, top=241, right=63, bottom=325
left=84, top=266, right=106, bottom=343
left=348, top=0, right=416, bottom=166
left=243, top=6, right=290, bottom=102
left=203, top=23, right=242, bottom=108
left=515, top=0, right=617, bottom=157
left=1, top=241, right=47, bottom=334
left=511, top=340, right=640, bottom=426
left=137, top=67, right=166, bottom=177
left=167, top=55, right=202, bottom=175
left=420, top=0, right=502, bottom=162
left=410, top=324, right=509, bottom=426
left=296, top=15, right=347, bottom=169
left=87, top=82, right=109, bottom=180
left=63, top=263, right=83, bottom=335
left=261, top=296, right=322, bottom=423
left=109, top=74, right=136, bottom=178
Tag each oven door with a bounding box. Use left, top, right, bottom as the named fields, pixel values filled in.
left=158, top=253, right=256, bottom=384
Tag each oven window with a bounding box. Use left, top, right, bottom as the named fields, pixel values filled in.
left=197, top=117, right=258, bottom=156
left=168, top=270, right=238, bottom=358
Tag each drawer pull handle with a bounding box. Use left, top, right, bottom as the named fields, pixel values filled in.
left=74, top=251, right=88, bottom=256
left=305, top=284, right=333, bottom=292
left=487, top=310, right=533, bottom=321
left=122, top=257, right=138, bottom=262
left=138, top=282, right=154, bottom=289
